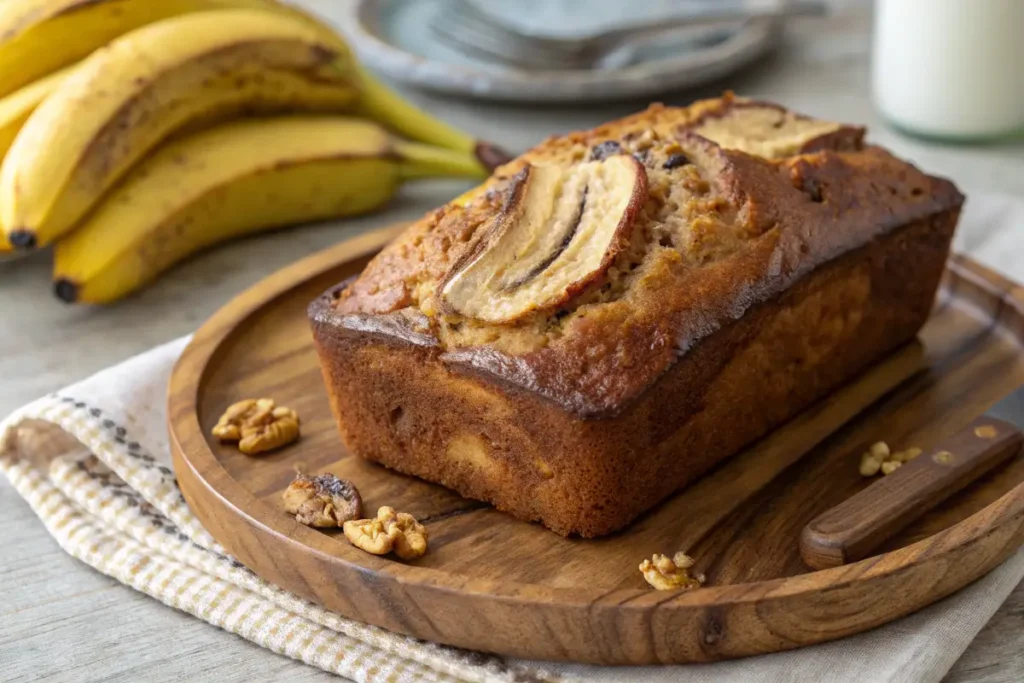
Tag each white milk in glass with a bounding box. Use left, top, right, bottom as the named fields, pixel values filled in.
left=873, top=0, right=1024, bottom=140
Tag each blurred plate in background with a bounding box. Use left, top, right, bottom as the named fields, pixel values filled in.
left=338, top=0, right=781, bottom=102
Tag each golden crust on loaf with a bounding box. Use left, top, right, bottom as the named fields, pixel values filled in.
left=331, top=94, right=961, bottom=417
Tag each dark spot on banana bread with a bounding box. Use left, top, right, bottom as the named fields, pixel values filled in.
left=590, top=140, right=622, bottom=161
left=663, top=153, right=691, bottom=170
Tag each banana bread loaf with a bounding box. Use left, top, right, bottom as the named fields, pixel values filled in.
left=309, top=94, right=963, bottom=537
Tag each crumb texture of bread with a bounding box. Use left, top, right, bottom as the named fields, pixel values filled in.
left=311, top=93, right=963, bottom=536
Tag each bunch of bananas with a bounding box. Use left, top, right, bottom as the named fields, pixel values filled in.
left=0, top=0, right=502, bottom=303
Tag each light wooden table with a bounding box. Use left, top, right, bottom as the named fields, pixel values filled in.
left=2, top=2, right=1023, bottom=681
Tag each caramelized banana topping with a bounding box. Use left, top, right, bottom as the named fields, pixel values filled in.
left=441, top=155, right=647, bottom=323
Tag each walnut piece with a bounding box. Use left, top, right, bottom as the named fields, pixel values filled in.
left=859, top=441, right=922, bottom=478
left=344, top=516, right=396, bottom=555
left=282, top=473, right=362, bottom=528
left=639, top=552, right=705, bottom=591
left=212, top=398, right=300, bottom=455
left=343, top=506, right=428, bottom=560
left=858, top=451, right=882, bottom=477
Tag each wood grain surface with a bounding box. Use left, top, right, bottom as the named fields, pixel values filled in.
left=167, top=227, right=1024, bottom=665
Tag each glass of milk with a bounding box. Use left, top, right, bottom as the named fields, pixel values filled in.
left=873, top=0, right=1024, bottom=141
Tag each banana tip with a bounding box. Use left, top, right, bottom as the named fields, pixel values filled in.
left=475, top=142, right=513, bottom=172
left=8, top=230, right=37, bottom=250
left=54, top=279, right=79, bottom=304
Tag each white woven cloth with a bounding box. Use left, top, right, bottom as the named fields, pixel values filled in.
left=2, top=194, right=1023, bottom=683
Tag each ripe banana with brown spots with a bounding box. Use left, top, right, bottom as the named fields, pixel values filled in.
left=0, top=8, right=366, bottom=249
left=52, top=116, right=488, bottom=304
left=0, top=0, right=289, bottom=99
left=0, top=65, right=78, bottom=255
left=0, top=7, right=505, bottom=251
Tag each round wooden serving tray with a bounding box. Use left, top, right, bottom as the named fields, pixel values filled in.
left=169, top=225, right=1024, bottom=665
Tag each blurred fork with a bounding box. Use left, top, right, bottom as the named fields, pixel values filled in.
left=431, top=0, right=827, bottom=70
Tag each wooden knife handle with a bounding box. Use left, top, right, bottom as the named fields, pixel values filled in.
left=800, top=417, right=1023, bottom=570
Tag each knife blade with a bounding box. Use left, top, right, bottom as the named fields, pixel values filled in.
left=800, top=385, right=1024, bottom=570
left=984, top=383, right=1024, bottom=427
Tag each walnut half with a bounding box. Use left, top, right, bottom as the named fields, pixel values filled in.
left=639, top=552, right=705, bottom=591
left=212, top=398, right=300, bottom=455
left=282, top=473, right=362, bottom=528
left=343, top=506, right=428, bottom=560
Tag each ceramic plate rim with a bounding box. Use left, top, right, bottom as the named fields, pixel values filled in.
left=341, top=0, right=781, bottom=102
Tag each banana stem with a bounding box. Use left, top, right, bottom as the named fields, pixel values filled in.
left=356, top=66, right=474, bottom=152
left=356, top=67, right=512, bottom=172
left=394, top=141, right=489, bottom=180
